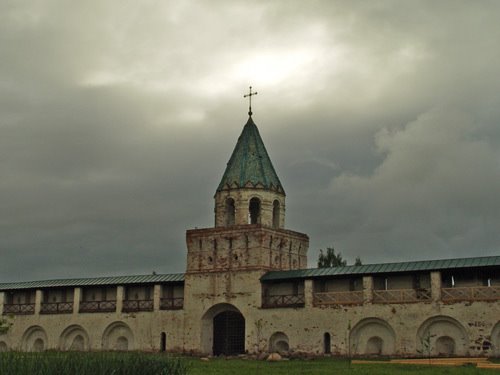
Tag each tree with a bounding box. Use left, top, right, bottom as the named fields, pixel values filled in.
left=318, top=247, right=347, bottom=268
left=317, top=247, right=363, bottom=268
left=0, top=317, right=12, bottom=335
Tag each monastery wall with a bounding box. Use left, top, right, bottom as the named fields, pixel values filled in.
left=1, top=270, right=500, bottom=356
left=181, top=267, right=500, bottom=357
left=252, top=297, right=500, bottom=357
left=0, top=308, right=184, bottom=352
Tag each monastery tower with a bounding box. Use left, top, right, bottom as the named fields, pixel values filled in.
left=186, top=114, right=309, bottom=274
left=183, top=111, right=309, bottom=354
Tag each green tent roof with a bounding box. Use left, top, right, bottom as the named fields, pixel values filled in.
left=217, top=116, right=284, bottom=193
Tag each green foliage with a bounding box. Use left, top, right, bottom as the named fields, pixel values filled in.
left=0, top=317, right=12, bottom=335
left=417, top=331, right=436, bottom=363
left=317, top=247, right=347, bottom=268
left=0, top=352, right=188, bottom=375
left=317, top=247, right=363, bottom=268
left=0, top=354, right=493, bottom=375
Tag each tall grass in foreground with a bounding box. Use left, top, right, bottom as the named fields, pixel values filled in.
left=0, top=351, right=189, bottom=375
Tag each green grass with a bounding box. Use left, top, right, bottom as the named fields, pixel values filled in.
left=0, top=353, right=498, bottom=374
left=186, top=357, right=499, bottom=375
left=0, top=351, right=188, bottom=375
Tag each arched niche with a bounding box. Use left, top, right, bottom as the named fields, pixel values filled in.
left=435, top=336, right=455, bottom=356
left=102, top=321, right=134, bottom=351
left=70, top=335, right=85, bottom=351
left=269, top=331, right=289, bottom=353
left=33, top=338, right=44, bottom=352
left=21, top=325, right=48, bottom=352
left=59, top=325, right=90, bottom=351
left=115, top=336, right=129, bottom=351
left=350, top=318, right=396, bottom=356
left=490, top=321, right=500, bottom=356
left=366, top=336, right=383, bottom=355
left=416, top=316, right=469, bottom=356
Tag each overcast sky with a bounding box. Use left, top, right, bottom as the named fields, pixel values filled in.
left=1, top=1, right=499, bottom=282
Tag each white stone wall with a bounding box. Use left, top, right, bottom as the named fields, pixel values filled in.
left=0, top=307, right=184, bottom=352
left=1, top=278, right=499, bottom=356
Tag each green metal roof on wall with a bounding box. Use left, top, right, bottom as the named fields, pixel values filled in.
left=0, top=273, right=185, bottom=291
left=216, top=116, right=284, bottom=193
left=261, top=255, right=500, bottom=281
left=2, top=255, right=498, bottom=291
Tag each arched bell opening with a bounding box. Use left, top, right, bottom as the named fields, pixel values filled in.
left=249, top=198, right=261, bottom=224
left=225, top=198, right=236, bottom=226
left=272, top=200, right=280, bottom=228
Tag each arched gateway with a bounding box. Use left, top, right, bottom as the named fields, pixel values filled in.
left=201, top=303, right=245, bottom=355
left=213, top=311, right=245, bottom=355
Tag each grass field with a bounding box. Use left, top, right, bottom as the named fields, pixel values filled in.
left=186, top=357, right=500, bottom=375
left=0, top=351, right=188, bottom=375
left=0, top=352, right=499, bottom=374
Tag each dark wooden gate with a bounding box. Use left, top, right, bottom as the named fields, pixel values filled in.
left=213, top=311, right=245, bottom=355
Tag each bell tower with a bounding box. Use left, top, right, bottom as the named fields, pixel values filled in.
left=185, top=110, right=308, bottom=274
left=214, top=115, right=285, bottom=229
left=182, top=101, right=309, bottom=355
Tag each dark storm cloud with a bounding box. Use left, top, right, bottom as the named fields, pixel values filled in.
left=1, top=0, right=499, bottom=281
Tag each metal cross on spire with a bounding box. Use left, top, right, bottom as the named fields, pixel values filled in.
left=243, top=86, right=258, bottom=116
